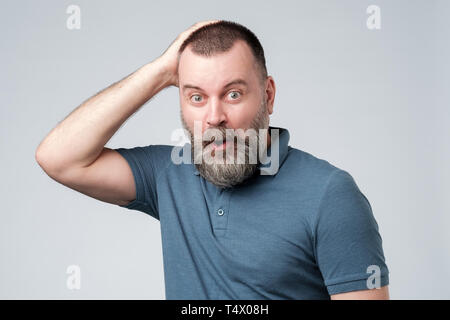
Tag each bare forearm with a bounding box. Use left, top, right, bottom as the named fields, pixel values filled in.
left=36, top=58, right=171, bottom=172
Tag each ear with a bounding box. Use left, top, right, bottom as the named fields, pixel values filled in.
left=264, top=76, right=276, bottom=115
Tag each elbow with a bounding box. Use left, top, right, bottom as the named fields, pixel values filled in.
left=35, top=145, right=64, bottom=178
left=35, top=145, right=53, bottom=175
left=35, top=145, right=46, bottom=169
left=35, top=145, right=83, bottom=185
left=35, top=145, right=45, bottom=167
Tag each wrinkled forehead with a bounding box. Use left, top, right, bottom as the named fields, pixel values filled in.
left=178, top=41, right=260, bottom=88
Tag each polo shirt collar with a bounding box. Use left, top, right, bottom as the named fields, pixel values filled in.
left=192, top=126, right=290, bottom=176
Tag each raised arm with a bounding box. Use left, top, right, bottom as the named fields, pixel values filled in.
left=35, top=20, right=219, bottom=206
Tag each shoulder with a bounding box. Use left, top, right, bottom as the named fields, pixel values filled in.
left=281, top=147, right=346, bottom=188
left=281, top=147, right=366, bottom=216
left=115, top=143, right=175, bottom=174
left=145, top=144, right=175, bottom=160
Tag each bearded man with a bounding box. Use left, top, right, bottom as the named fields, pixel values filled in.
left=36, top=20, right=390, bottom=300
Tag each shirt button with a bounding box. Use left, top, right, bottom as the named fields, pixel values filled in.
left=217, top=208, right=224, bottom=216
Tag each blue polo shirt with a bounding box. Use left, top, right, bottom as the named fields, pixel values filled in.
left=115, top=126, right=389, bottom=299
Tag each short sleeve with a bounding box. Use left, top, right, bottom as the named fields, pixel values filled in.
left=114, top=145, right=171, bottom=220
left=313, top=169, right=389, bottom=295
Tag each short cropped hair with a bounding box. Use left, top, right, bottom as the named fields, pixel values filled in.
left=178, top=20, right=268, bottom=85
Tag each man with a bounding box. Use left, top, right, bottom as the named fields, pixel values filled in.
left=36, top=20, right=390, bottom=299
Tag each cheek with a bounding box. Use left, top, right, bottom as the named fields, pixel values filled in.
left=228, top=101, right=260, bottom=127
left=181, top=105, right=206, bottom=131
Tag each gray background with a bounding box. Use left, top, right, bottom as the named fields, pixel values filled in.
left=1, top=0, right=449, bottom=299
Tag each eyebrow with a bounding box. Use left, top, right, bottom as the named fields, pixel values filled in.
left=182, top=79, right=248, bottom=92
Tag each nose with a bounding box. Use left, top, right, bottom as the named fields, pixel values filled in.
left=206, top=97, right=227, bottom=128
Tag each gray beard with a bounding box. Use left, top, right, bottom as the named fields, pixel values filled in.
left=181, top=99, right=270, bottom=189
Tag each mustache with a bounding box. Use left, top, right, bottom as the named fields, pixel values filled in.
left=196, top=126, right=256, bottom=148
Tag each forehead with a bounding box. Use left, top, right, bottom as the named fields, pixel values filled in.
left=178, top=40, right=259, bottom=89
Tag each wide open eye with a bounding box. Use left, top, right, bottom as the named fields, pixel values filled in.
left=190, top=94, right=203, bottom=103
left=228, top=91, right=241, bottom=100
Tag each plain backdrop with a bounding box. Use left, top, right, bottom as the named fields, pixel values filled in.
left=1, top=0, right=449, bottom=299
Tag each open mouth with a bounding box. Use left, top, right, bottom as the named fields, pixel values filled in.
left=213, top=136, right=226, bottom=148
left=203, top=135, right=241, bottom=152
left=211, top=141, right=226, bottom=150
